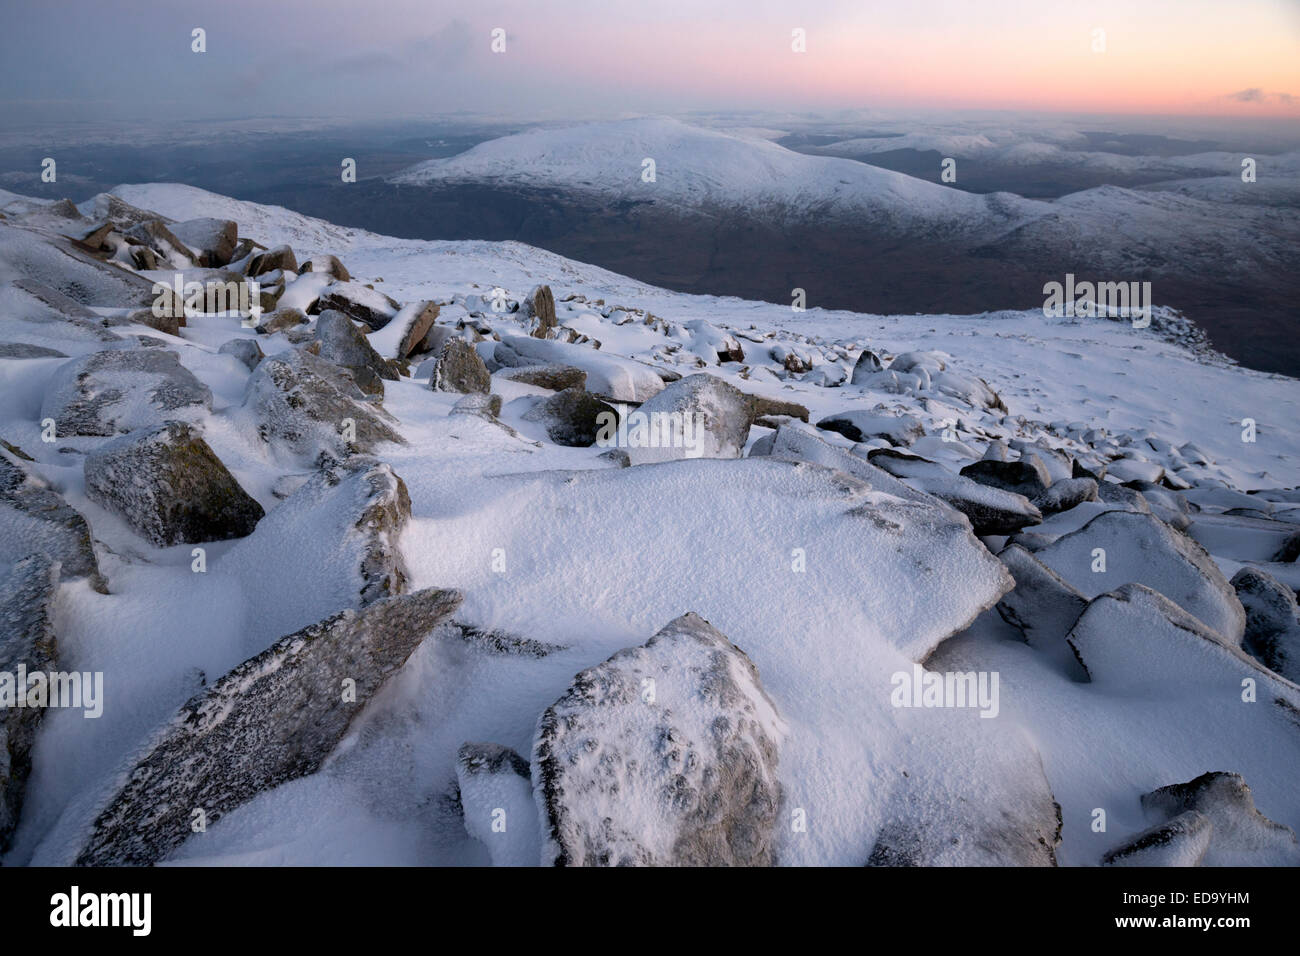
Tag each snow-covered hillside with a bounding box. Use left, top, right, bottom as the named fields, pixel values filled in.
left=1, top=183, right=1298, bottom=868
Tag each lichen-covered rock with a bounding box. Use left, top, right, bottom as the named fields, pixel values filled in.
left=499, top=364, right=587, bottom=392
left=524, top=284, right=556, bottom=338
left=0, top=453, right=105, bottom=592
left=431, top=338, right=491, bottom=394
left=0, top=555, right=59, bottom=851
left=1232, top=566, right=1300, bottom=682
left=254, top=306, right=309, bottom=335
left=316, top=281, right=399, bottom=331
left=217, top=337, right=264, bottom=371
left=534, top=612, right=785, bottom=866
left=84, top=421, right=264, bottom=547
left=522, top=387, right=616, bottom=447
left=456, top=743, right=539, bottom=866
left=74, top=587, right=463, bottom=866
left=315, top=309, right=398, bottom=395
left=40, top=348, right=213, bottom=437
left=241, top=347, right=404, bottom=464
left=331, top=456, right=412, bottom=605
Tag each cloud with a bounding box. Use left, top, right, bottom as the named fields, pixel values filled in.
left=1226, top=88, right=1296, bottom=105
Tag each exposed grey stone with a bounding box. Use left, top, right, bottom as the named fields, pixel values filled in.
left=1231, top=566, right=1300, bottom=683
left=626, top=373, right=753, bottom=464
left=959, top=457, right=1053, bottom=500
left=40, top=349, right=212, bottom=437
left=217, top=338, right=264, bottom=371
left=169, top=218, right=237, bottom=267
left=0, top=343, right=67, bottom=359
left=868, top=448, right=1043, bottom=535
left=432, top=339, right=491, bottom=394
left=523, top=387, right=617, bottom=447
left=498, top=364, right=587, bottom=392
left=849, top=349, right=883, bottom=383
left=0, top=454, right=105, bottom=592
left=816, top=410, right=924, bottom=447
left=84, top=422, right=264, bottom=547
left=315, top=310, right=398, bottom=396
left=75, top=587, right=463, bottom=866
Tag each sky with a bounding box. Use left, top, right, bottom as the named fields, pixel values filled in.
left=1, top=0, right=1298, bottom=125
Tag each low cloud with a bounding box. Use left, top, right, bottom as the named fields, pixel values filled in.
left=1226, top=88, right=1296, bottom=105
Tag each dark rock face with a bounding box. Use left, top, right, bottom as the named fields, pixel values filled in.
left=0, top=555, right=59, bottom=852
left=169, top=219, right=237, bottom=267
left=522, top=387, right=617, bottom=447
left=1232, top=566, right=1300, bottom=682
left=84, top=422, right=264, bottom=547
left=393, top=301, right=441, bottom=359
left=0, top=454, right=105, bottom=592
left=242, top=348, right=405, bottom=463
left=246, top=244, right=298, bottom=278
left=316, top=281, right=399, bottom=331
left=525, top=284, right=557, bottom=338
left=816, top=410, right=924, bottom=447
left=75, top=587, right=463, bottom=866
left=1102, top=811, right=1213, bottom=866
left=868, top=448, right=1043, bottom=535
left=1133, top=772, right=1300, bottom=865
left=959, top=458, right=1053, bottom=501
left=40, top=349, right=213, bottom=437
left=315, top=310, right=399, bottom=395
left=534, top=612, right=785, bottom=866
left=499, top=364, right=587, bottom=392
left=432, top=339, right=491, bottom=394
left=849, top=349, right=883, bottom=383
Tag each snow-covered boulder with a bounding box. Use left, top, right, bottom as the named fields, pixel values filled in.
left=0, top=453, right=104, bottom=592
left=40, top=348, right=213, bottom=436
left=498, top=364, right=587, bottom=392
left=431, top=338, right=491, bottom=394
left=750, top=424, right=933, bottom=504
left=959, top=457, right=1053, bottom=501
left=621, top=373, right=752, bottom=465
left=534, top=612, right=785, bottom=866
left=523, top=284, right=556, bottom=338
left=1102, top=811, right=1213, bottom=866
left=315, top=310, right=398, bottom=396
left=996, top=544, right=1089, bottom=679
left=168, top=218, right=237, bottom=267
left=217, top=337, right=263, bottom=371
left=316, top=280, right=399, bottom=331
left=455, top=743, right=539, bottom=866
left=494, top=335, right=664, bottom=403
left=816, top=409, right=924, bottom=447
left=1135, top=772, right=1300, bottom=866
left=522, top=387, right=616, bottom=447
left=84, top=421, right=264, bottom=547
left=1037, top=511, right=1245, bottom=643
left=1232, top=566, right=1300, bottom=683
left=74, top=587, right=463, bottom=866
left=246, top=244, right=297, bottom=278
left=868, top=449, right=1042, bottom=535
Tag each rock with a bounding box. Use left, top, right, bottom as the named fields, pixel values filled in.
left=684, top=318, right=744, bottom=364
left=801, top=364, right=847, bottom=387
left=315, top=310, right=399, bottom=395
left=1097, top=481, right=1152, bottom=513
left=498, top=364, right=587, bottom=392
left=389, top=301, right=441, bottom=359
left=241, top=348, right=405, bottom=464
left=524, top=285, right=556, bottom=338
left=40, top=348, right=212, bottom=437
left=1037, top=511, right=1246, bottom=643
left=316, top=281, right=399, bottom=331
left=494, top=336, right=664, bottom=403
left=75, top=587, right=463, bottom=865
left=771, top=344, right=813, bottom=374
left=959, top=457, right=1053, bottom=501
left=456, top=743, right=539, bottom=866
left=620, top=373, right=752, bottom=465
left=850, top=349, right=883, bottom=383
left=254, top=306, right=309, bottom=335
left=1106, top=457, right=1165, bottom=485
left=124, top=219, right=196, bottom=267
left=1102, top=811, right=1213, bottom=866
left=0, top=556, right=59, bottom=851
left=9, top=278, right=123, bottom=343
left=1232, top=566, right=1300, bottom=682
left=816, top=410, right=924, bottom=447
left=84, top=422, right=264, bottom=547
left=246, top=244, right=297, bottom=278
left=534, top=612, right=785, bottom=866
left=1273, top=528, right=1300, bottom=562
left=0, top=454, right=105, bottom=592
left=217, top=338, right=264, bottom=371
left=932, top=372, right=1006, bottom=411
left=746, top=394, right=810, bottom=425
left=522, top=387, right=617, bottom=447
left=0, top=343, right=67, bottom=359
left=751, top=424, right=935, bottom=505
left=1032, top=476, right=1098, bottom=515
left=299, top=254, right=350, bottom=281
left=868, top=449, right=1043, bottom=535
left=431, top=338, right=492, bottom=394
left=995, top=544, right=1089, bottom=679
left=1138, top=771, right=1300, bottom=865
left=450, top=393, right=503, bottom=419
left=169, top=218, right=237, bottom=267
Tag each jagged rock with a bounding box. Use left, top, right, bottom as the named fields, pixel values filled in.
left=169, top=218, right=237, bottom=267
left=456, top=743, right=539, bottom=866
left=522, top=387, right=617, bottom=447
left=1037, top=511, right=1246, bottom=643
left=316, top=281, right=399, bottom=331
left=1232, top=566, right=1300, bottom=682
left=0, top=556, right=59, bottom=852
left=816, top=410, right=924, bottom=447
left=75, top=587, right=463, bottom=866
left=498, top=364, right=587, bottom=392
left=84, top=422, right=264, bottom=547
left=996, top=544, right=1089, bottom=678
left=315, top=310, right=398, bottom=395
left=254, top=306, right=309, bottom=335
left=623, top=373, right=752, bottom=465
left=1032, top=476, right=1098, bottom=515
left=534, top=612, right=785, bottom=866
left=241, top=348, right=405, bottom=464
left=124, top=219, right=196, bottom=267
left=1097, top=481, right=1152, bottom=513
left=431, top=339, right=491, bottom=394
left=959, top=457, right=1053, bottom=501
left=40, top=348, right=212, bottom=436
left=1102, top=811, right=1213, bottom=866
left=494, top=336, right=664, bottom=403
left=217, top=338, right=264, bottom=371
left=850, top=349, right=883, bottom=383
left=524, top=285, right=556, bottom=338
left=868, top=449, right=1042, bottom=535
left=0, top=454, right=105, bottom=592
left=299, top=254, right=350, bottom=281
left=1138, top=772, right=1300, bottom=865
left=246, top=244, right=297, bottom=278
left=388, top=301, right=441, bottom=359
